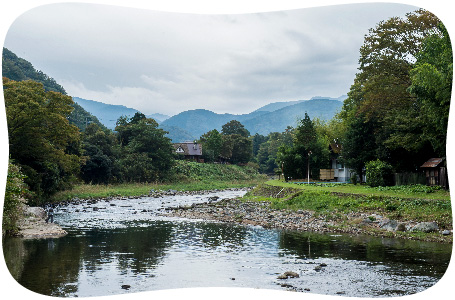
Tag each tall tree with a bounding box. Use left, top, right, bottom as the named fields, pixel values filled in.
left=221, top=120, right=250, bottom=137
left=199, top=129, right=223, bottom=162
left=339, top=9, right=444, bottom=173
left=115, top=115, right=174, bottom=182
left=3, top=78, right=81, bottom=203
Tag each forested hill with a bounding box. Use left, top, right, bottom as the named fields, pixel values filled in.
left=2, top=47, right=106, bottom=131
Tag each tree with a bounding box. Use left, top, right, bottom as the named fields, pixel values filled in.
left=277, top=113, right=329, bottom=180
left=3, top=78, right=81, bottom=203
left=115, top=115, right=174, bottom=182
left=407, top=23, right=452, bottom=158
left=199, top=129, right=223, bottom=162
left=219, top=120, right=252, bottom=164
left=221, top=120, right=250, bottom=137
left=339, top=9, right=444, bottom=173
left=81, top=123, right=119, bottom=184
left=340, top=114, right=377, bottom=182
left=356, top=9, right=440, bottom=120
left=221, top=134, right=252, bottom=164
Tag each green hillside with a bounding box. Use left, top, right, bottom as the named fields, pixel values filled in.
left=2, top=48, right=106, bottom=131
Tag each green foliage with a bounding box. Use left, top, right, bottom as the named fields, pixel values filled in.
left=368, top=184, right=442, bottom=194
left=219, top=120, right=253, bottom=164
left=277, top=113, right=329, bottom=180
left=199, top=129, right=223, bottom=162
left=171, top=160, right=265, bottom=182
left=4, top=78, right=82, bottom=204
left=221, top=120, right=250, bottom=137
left=365, top=159, right=393, bottom=187
left=115, top=113, right=175, bottom=182
left=340, top=114, right=377, bottom=181
left=407, top=23, right=452, bottom=157
left=338, top=9, right=448, bottom=175
left=80, top=123, right=119, bottom=184
left=2, top=47, right=66, bottom=94
left=3, top=161, right=28, bottom=236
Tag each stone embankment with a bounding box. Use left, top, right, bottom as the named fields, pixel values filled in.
left=16, top=205, right=67, bottom=239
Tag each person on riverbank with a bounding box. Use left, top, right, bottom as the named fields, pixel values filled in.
left=45, top=205, right=54, bottom=223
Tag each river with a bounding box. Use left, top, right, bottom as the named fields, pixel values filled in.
left=2, top=189, right=452, bottom=297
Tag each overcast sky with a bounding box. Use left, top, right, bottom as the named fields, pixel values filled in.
left=4, top=2, right=420, bottom=116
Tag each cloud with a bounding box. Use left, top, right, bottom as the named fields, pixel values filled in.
left=4, top=2, right=420, bottom=115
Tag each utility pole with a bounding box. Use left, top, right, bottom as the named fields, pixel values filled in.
left=307, top=151, right=312, bottom=184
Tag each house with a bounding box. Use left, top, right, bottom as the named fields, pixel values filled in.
left=420, top=158, right=448, bottom=188
left=173, top=141, right=203, bottom=162
left=319, top=143, right=354, bottom=182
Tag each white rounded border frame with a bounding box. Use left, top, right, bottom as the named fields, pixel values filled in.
left=0, top=1, right=453, bottom=300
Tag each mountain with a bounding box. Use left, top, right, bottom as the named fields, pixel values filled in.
left=160, top=109, right=270, bottom=139
left=160, top=125, right=196, bottom=143
left=243, top=98, right=343, bottom=135
left=253, top=95, right=347, bottom=113
left=161, top=98, right=343, bottom=140
left=2, top=47, right=107, bottom=131
left=147, top=113, right=170, bottom=123
left=72, top=97, right=142, bottom=130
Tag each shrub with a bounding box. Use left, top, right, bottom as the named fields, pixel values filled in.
left=365, top=159, right=393, bottom=187
left=3, top=161, right=28, bottom=236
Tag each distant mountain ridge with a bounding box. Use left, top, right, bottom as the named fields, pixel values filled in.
left=161, top=98, right=344, bottom=139
left=253, top=95, right=346, bottom=113
left=73, top=96, right=344, bottom=142
left=72, top=97, right=170, bottom=130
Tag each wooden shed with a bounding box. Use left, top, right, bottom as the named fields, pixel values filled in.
left=420, top=158, right=448, bottom=188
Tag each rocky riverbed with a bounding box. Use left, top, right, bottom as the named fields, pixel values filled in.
left=161, top=192, right=453, bottom=243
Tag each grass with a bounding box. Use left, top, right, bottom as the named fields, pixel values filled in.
left=244, top=180, right=452, bottom=230
left=50, top=161, right=267, bottom=202
left=50, top=179, right=265, bottom=202
left=265, top=179, right=451, bottom=201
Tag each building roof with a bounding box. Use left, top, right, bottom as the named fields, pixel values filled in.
left=173, top=142, right=202, bottom=156
left=420, top=158, right=444, bottom=168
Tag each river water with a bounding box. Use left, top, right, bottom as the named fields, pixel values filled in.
left=3, top=190, right=452, bottom=297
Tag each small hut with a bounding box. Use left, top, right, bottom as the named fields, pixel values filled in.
left=420, top=158, right=448, bottom=188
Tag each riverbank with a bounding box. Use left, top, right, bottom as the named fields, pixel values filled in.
left=50, top=179, right=265, bottom=203
left=163, top=183, right=453, bottom=243
left=15, top=205, right=67, bottom=239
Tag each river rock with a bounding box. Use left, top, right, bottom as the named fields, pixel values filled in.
left=380, top=220, right=398, bottom=231
left=442, top=230, right=451, bottom=236
left=24, top=206, right=47, bottom=219
left=410, top=222, right=439, bottom=233
left=277, top=271, right=300, bottom=279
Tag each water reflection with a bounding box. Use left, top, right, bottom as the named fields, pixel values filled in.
left=2, top=191, right=452, bottom=297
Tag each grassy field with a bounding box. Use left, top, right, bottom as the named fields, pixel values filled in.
left=246, top=180, right=452, bottom=230
left=265, top=179, right=451, bottom=201
left=51, top=179, right=265, bottom=202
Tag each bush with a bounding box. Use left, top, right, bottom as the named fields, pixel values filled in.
left=3, top=161, right=28, bottom=236
left=365, top=159, right=393, bottom=187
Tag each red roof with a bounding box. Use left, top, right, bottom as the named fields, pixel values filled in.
left=420, top=158, right=444, bottom=168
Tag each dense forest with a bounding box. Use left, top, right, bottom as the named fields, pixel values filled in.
left=3, top=9, right=452, bottom=235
